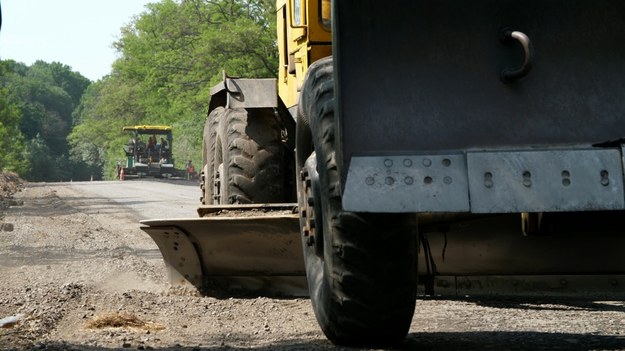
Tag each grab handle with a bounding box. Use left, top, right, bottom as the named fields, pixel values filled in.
left=500, top=29, right=534, bottom=83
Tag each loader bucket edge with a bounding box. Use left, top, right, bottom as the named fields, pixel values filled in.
left=140, top=215, right=308, bottom=297
left=141, top=212, right=625, bottom=298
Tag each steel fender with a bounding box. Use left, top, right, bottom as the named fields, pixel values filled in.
left=208, top=78, right=278, bottom=112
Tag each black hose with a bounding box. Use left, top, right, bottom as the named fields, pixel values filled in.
left=419, top=234, right=438, bottom=295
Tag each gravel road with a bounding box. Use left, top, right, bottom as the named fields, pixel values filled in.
left=0, top=179, right=624, bottom=351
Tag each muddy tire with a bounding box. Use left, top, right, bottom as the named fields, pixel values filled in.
left=215, top=108, right=289, bottom=204
left=297, top=57, right=418, bottom=347
left=201, top=107, right=225, bottom=205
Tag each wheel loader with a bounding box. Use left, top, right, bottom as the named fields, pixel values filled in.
left=142, top=0, right=625, bottom=347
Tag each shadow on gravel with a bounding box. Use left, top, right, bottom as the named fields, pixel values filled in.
left=18, top=332, right=625, bottom=351
left=404, top=331, right=625, bottom=350
left=456, top=296, right=625, bottom=313
left=21, top=340, right=344, bottom=351
left=13, top=194, right=121, bottom=217
left=15, top=193, right=172, bottom=217
left=0, top=245, right=163, bottom=267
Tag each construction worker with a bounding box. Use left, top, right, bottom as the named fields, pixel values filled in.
left=186, top=160, right=196, bottom=180
left=115, top=160, right=122, bottom=179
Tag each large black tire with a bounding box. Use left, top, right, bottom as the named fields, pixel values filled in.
left=297, top=57, right=418, bottom=347
left=201, top=107, right=225, bottom=205
left=214, top=107, right=289, bottom=204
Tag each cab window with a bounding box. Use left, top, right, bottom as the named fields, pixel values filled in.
left=320, top=0, right=331, bottom=29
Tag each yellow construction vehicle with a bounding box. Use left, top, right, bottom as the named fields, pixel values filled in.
left=121, top=125, right=180, bottom=179
left=143, top=0, right=625, bottom=346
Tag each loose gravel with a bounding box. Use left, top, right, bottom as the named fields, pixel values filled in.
left=0, top=178, right=624, bottom=350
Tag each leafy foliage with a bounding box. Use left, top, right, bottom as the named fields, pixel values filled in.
left=4, top=0, right=278, bottom=181
left=0, top=60, right=90, bottom=180
left=0, top=62, right=28, bottom=174
left=69, top=0, right=278, bottom=179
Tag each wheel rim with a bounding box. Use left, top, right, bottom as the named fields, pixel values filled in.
left=200, top=163, right=209, bottom=205
left=216, top=163, right=224, bottom=204
left=299, top=153, right=323, bottom=258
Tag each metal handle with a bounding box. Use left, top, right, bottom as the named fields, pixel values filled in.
left=500, top=30, right=534, bottom=83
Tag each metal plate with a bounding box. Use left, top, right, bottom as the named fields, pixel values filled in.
left=141, top=225, right=203, bottom=288
left=343, top=154, right=469, bottom=212
left=211, top=78, right=277, bottom=109
left=467, top=149, right=625, bottom=213
left=335, top=0, right=625, bottom=174
left=140, top=215, right=307, bottom=296
left=141, top=216, right=304, bottom=276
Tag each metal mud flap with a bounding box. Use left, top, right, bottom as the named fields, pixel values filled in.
left=467, top=149, right=625, bottom=213
left=343, top=154, right=470, bottom=212
left=343, top=148, right=625, bottom=213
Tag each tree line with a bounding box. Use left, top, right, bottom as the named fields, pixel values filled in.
left=0, top=60, right=92, bottom=181
left=0, top=0, right=277, bottom=181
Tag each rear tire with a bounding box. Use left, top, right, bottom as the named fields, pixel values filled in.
left=201, top=107, right=225, bottom=205
left=216, top=108, right=289, bottom=204
left=297, top=57, right=418, bottom=347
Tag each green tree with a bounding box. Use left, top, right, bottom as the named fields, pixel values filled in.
left=71, top=0, right=278, bottom=179
left=70, top=77, right=148, bottom=179
left=0, top=62, right=28, bottom=174
left=2, top=60, right=91, bottom=181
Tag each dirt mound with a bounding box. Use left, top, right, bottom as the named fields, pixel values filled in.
left=0, top=171, right=25, bottom=231
left=0, top=171, right=24, bottom=200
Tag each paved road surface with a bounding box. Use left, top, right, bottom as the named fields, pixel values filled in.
left=64, top=178, right=200, bottom=220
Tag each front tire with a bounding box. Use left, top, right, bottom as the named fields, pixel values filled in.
left=297, top=57, right=418, bottom=347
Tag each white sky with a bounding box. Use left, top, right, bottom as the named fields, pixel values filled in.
left=0, top=0, right=152, bottom=81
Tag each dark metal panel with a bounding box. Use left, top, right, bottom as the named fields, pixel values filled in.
left=334, top=0, right=625, bottom=172
left=428, top=275, right=625, bottom=297
left=419, top=213, right=625, bottom=276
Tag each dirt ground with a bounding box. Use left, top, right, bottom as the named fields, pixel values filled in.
left=0, top=177, right=332, bottom=351
left=1, top=175, right=625, bottom=351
